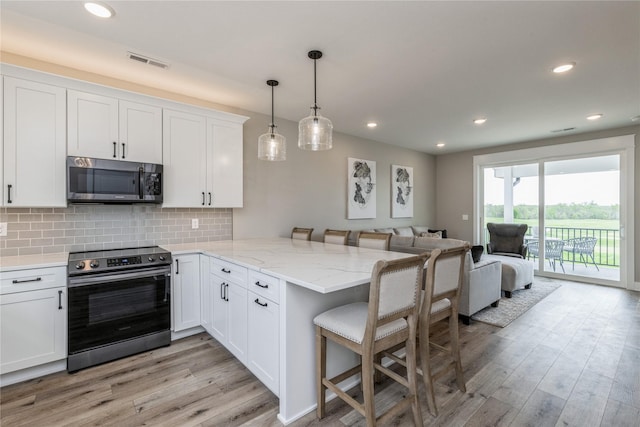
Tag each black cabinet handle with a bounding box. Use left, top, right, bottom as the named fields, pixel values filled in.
left=202, top=192, right=205, bottom=206
left=220, top=282, right=225, bottom=300
left=113, top=141, right=117, bottom=158
left=122, top=143, right=126, bottom=159
left=58, top=290, right=63, bottom=310
left=138, top=167, right=144, bottom=200
left=175, top=259, right=180, bottom=274
left=208, top=192, right=212, bottom=206
left=7, top=184, right=12, bottom=204
left=254, top=281, right=268, bottom=289
left=221, top=268, right=231, bottom=274
left=254, top=298, right=268, bottom=307
left=12, top=277, right=42, bottom=284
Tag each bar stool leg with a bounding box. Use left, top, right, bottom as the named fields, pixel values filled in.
left=316, top=326, right=327, bottom=419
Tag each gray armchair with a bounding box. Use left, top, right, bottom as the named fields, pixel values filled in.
left=486, top=223, right=528, bottom=259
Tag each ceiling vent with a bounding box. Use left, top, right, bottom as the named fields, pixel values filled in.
left=127, top=52, right=169, bottom=70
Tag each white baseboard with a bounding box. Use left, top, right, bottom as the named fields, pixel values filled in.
left=0, top=360, right=66, bottom=387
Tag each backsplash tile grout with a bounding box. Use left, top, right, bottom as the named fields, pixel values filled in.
left=0, top=206, right=232, bottom=257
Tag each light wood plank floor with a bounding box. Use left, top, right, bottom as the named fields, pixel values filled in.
left=1, top=280, right=638, bottom=426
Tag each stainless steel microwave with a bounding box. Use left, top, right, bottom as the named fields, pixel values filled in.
left=67, top=157, right=163, bottom=204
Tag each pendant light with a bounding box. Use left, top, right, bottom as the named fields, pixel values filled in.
left=298, top=50, right=333, bottom=151
left=258, top=80, right=286, bottom=161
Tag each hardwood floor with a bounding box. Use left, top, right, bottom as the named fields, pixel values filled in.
left=1, top=280, right=638, bottom=426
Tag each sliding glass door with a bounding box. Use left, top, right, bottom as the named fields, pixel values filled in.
left=474, top=135, right=634, bottom=288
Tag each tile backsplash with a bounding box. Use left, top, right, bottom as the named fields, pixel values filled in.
left=0, top=205, right=232, bottom=257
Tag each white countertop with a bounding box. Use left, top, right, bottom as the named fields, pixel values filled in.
left=0, top=252, right=68, bottom=271
left=0, top=238, right=415, bottom=293
left=163, top=237, right=415, bottom=293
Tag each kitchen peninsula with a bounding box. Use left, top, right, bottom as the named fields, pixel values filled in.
left=164, top=237, right=415, bottom=425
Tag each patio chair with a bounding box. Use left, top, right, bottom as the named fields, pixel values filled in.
left=563, top=237, right=599, bottom=271
left=528, top=239, right=565, bottom=273
left=486, top=223, right=528, bottom=258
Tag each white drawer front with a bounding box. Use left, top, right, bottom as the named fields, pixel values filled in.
left=210, top=258, right=247, bottom=286
left=248, top=270, right=279, bottom=303
left=1, top=267, right=66, bottom=295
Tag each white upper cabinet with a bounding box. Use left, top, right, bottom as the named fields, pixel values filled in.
left=162, top=109, right=208, bottom=207
left=3, top=77, right=67, bottom=207
left=68, top=90, right=162, bottom=164
left=163, top=109, right=246, bottom=208
left=207, top=119, right=243, bottom=207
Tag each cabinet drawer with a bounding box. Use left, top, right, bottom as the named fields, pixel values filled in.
left=248, top=270, right=279, bottom=303
left=210, top=258, right=247, bottom=286
left=1, top=267, right=66, bottom=295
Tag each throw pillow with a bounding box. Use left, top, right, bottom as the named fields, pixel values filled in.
left=428, top=228, right=448, bottom=238
left=471, top=245, right=484, bottom=263
left=420, top=231, right=442, bottom=238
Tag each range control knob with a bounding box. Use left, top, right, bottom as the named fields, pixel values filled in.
left=75, top=261, right=86, bottom=270
left=90, top=260, right=100, bottom=269
left=159, top=255, right=166, bottom=261
left=148, top=256, right=155, bottom=262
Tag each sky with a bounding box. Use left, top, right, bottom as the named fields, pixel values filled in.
left=484, top=170, right=620, bottom=206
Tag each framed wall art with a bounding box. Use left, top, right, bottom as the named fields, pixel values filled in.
left=347, top=157, right=376, bottom=219
left=391, top=164, right=413, bottom=218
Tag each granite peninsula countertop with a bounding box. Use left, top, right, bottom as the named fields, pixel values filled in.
left=163, top=237, right=414, bottom=293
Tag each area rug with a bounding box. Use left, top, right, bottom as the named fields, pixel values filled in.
left=471, top=279, right=561, bottom=327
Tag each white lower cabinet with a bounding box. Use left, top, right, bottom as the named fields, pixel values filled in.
left=172, top=254, right=201, bottom=332
left=209, top=258, right=248, bottom=363
left=0, top=267, right=67, bottom=375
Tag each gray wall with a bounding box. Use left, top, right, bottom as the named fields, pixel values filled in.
left=233, top=111, right=437, bottom=241
left=434, top=125, right=640, bottom=282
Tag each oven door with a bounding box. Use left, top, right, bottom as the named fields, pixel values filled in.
left=67, top=267, right=170, bottom=355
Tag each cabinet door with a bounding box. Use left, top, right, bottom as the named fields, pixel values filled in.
left=119, top=100, right=162, bottom=164
left=162, top=109, right=207, bottom=207
left=68, top=90, right=119, bottom=159
left=227, top=281, right=248, bottom=363
left=207, top=119, right=244, bottom=207
left=0, top=287, right=66, bottom=374
left=210, top=275, right=228, bottom=343
left=3, top=77, right=66, bottom=207
left=172, top=254, right=201, bottom=332
left=247, top=291, right=279, bottom=395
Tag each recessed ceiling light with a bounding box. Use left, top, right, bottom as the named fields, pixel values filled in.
left=84, top=2, right=114, bottom=18
left=366, top=122, right=377, bottom=128
left=473, top=118, right=487, bottom=125
left=631, top=115, right=640, bottom=122
left=552, top=62, right=575, bottom=73
left=586, top=113, right=603, bottom=121
left=436, top=142, right=445, bottom=148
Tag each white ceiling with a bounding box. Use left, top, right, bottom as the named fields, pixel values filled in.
left=1, top=1, right=639, bottom=154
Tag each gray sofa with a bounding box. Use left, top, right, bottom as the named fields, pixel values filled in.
left=359, top=227, right=502, bottom=324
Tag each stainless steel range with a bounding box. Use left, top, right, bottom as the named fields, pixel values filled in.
left=67, top=246, right=172, bottom=372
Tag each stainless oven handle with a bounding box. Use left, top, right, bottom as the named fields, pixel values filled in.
left=68, top=267, right=171, bottom=287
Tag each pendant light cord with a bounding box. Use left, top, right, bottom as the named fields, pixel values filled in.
left=271, top=83, right=275, bottom=134
left=313, top=57, right=318, bottom=116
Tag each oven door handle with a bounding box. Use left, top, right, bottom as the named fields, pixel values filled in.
left=68, top=267, right=171, bottom=287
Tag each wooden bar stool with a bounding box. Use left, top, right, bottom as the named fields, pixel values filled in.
left=314, top=254, right=428, bottom=426
left=323, top=229, right=350, bottom=245
left=291, top=227, right=313, bottom=241
left=356, top=231, right=392, bottom=250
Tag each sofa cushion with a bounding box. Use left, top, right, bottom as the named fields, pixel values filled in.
left=428, top=228, right=448, bottom=238
left=411, top=225, right=431, bottom=236
left=420, top=231, right=443, bottom=238
left=471, top=245, right=484, bottom=263
left=375, top=227, right=395, bottom=234
left=393, top=226, right=414, bottom=237
left=390, top=235, right=415, bottom=248
left=413, top=237, right=467, bottom=251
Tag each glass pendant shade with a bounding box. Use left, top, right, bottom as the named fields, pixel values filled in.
left=258, top=79, right=286, bottom=161
left=298, top=50, right=333, bottom=151
left=298, top=109, right=333, bottom=150
left=258, top=126, right=286, bottom=161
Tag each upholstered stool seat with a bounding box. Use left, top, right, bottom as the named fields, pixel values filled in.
left=484, top=254, right=534, bottom=297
